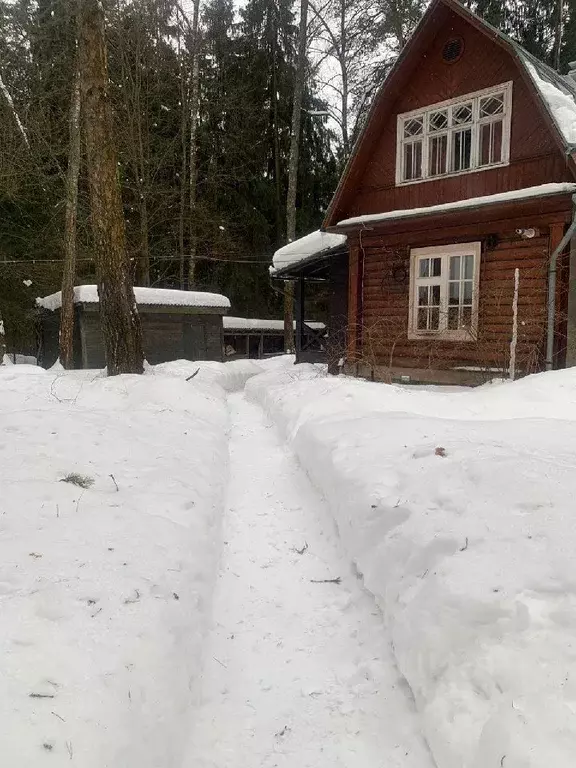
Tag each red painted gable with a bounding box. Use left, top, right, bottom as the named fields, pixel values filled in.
left=324, top=0, right=575, bottom=227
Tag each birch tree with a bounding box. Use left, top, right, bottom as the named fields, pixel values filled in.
left=285, top=0, right=308, bottom=352
left=78, top=0, right=144, bottom=375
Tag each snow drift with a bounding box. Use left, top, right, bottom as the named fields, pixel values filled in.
left=0, top=359, right=261, bottom=768
left=247, top=366, right=576, bottom=768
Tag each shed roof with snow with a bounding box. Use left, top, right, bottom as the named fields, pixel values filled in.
left=36, top=286, right=229, bottom=369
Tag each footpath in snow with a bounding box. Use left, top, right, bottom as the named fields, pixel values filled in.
left=184, top=392, right=434, bottom=768
left=248, top=364, right=576, bottom=768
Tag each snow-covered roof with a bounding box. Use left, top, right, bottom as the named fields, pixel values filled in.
left=336, top=183, right=576, bottom=228
left=37, top=285, right=231, bottom=312
left=521, top=56, right=576, bottom=147
left=224, top=316, right=325, bottom=332
left=272, top=230, right=347, bottom=272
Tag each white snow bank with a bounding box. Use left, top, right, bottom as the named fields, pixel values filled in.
left=247, top=365, right=576, bottom=768
left=223, top=316, right=325, bottom=331
left=337, top=182, right=576, bottom=227
left=153, top=358, right=265, bottom=392
left=0, top=365, right=231, bottom=767
left=37, top=285, right=230, bottom=311
left=272, top=230, right=346, bottom=272
left=524, top=59, right=576, bottom=145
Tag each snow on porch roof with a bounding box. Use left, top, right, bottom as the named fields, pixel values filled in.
left=272, top=230, right=347, bottom=273
left=335, top=183, right=576, bottom=229
left=223, top=316, right=325, bottom=332
left=37, top=285, right=231, bottom=312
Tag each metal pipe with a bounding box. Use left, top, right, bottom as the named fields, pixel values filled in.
left=546, top=194, right=576, bottom=370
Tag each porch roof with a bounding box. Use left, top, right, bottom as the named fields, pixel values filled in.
left=271, top=230, right=347, bottom=279
left=334, top=183, right=576, bottom=231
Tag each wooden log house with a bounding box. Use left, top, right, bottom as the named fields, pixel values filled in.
left=273, top=0, right=576, bottom=385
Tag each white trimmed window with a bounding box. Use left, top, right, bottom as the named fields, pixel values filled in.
left=408, top=242, right=481, bottom=340
left=396, top=82, right=512, bottom=184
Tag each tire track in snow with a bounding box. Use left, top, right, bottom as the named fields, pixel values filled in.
left=183, top=392, right=434, bottom=768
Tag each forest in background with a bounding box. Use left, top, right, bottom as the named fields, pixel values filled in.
left=1, top=0, right=576, bottom=352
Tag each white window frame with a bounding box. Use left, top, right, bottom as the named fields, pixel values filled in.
left=408, top=242, right=481, bottom=341
left=396, top=82, right=512, bottom=185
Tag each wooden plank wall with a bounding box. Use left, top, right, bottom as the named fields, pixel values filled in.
left=79, top=311, right=224, bottom=368
left=350, top=216, right=571, bottom=382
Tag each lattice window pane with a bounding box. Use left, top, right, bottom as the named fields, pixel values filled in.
left=463, top=280, right=473, bottom=303
left=419, top=259, right=430, bottom=278
left=404, top=116, right=424, bottom=137
left=480, top=93, right=504, bottom=117
left=452, top=103, right=473, bottom=124
left=431, top=284, right=441, bottom=305
left=431, top=257, right=441, bottom=277
left=429, top=110, right=448, bottom=132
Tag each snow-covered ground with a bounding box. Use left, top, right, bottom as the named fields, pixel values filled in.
left=6, top=353, right=576, bottom=768
left=0, top=359, right=255, bottom=768
left=183, top=392, right=433, bottom=768
left=247, top=365, right=576, bottom=768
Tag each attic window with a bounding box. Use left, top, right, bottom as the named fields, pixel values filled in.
left=443, top=37, right=464, bottom=63
left=396, top=82, right=512, bottom=185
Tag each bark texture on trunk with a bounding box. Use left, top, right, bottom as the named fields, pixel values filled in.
left=79, top=0, right=144, bottom=375
left=284, top=0, right=308, bottom=354
left=59, top=65, right=82, bottom=369
left=0, top=309, right=6, bottom=363
left=188, top=0, right=201, bottom=288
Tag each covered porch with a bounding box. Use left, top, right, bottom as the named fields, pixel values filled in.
left=271, top=232, right=348, bottom=369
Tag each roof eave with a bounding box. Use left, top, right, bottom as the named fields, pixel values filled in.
left=271, top=244, right=347, bottom=280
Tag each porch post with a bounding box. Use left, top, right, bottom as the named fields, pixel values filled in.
left=566, top=234, right=576, bottom=366
left=294, top=276, right=304, bottom=360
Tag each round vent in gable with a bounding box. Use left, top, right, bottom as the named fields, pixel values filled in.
left=442, top=37, right=464, bottom=63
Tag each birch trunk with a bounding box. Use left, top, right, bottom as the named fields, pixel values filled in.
left=188, top=0, right=201, bottom=288
left=59, top=65, right=82, bottom=369
left=0, top=309, right=6, bottom=364
left=78, top=0, right=144, bottom=375
left=285, top=0, right=309, bottom=353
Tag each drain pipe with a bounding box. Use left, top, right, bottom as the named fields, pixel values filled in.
left=546, top=194, right=576, bottom=370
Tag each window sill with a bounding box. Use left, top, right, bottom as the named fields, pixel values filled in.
left=396, top=160, right=508, bottom=187
left=408, top=329, right=477, bottom=342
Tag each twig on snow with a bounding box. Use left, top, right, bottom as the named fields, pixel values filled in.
left=51, top=711, right=65, bottom=722
left=109, top=473, right=119, bottom=492
left=293, top=542, right=308, bottom=555
left=310, top=577, right=341, bottom=584
left=213, top=656, right=228, bottom=668
left=186, top=369, right=200, bottom=381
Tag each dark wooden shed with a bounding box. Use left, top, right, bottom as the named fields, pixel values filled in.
left=36, top=286, right=230, bottom=369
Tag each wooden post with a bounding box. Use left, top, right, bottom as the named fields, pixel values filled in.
left=566, top=233, right=576, bottom=366
left=294, top=276, right=304, bottom=360
left=549, top=221, right=566, bottom=369
left=509, top=268, right=519, bottom=380
left=347, top=242, right=360, bottom=362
